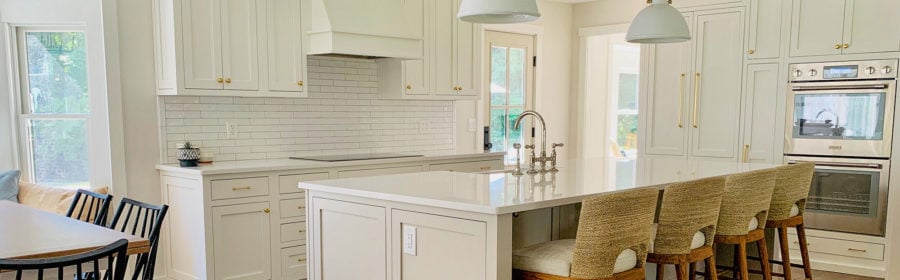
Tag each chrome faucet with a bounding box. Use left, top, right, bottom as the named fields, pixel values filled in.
left=513, top=110, right=562, bottom=174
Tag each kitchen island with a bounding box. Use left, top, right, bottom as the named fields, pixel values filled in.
left=300, top=157, right=774, bottom=280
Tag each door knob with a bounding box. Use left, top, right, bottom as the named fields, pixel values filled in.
left=217, top=77, right=224, bottom=83
left=263, top=208, right=270, bottom=214
left=224, top=78, right=232, bottom=84
left=297, top=81, right=304, bottom=86
left=843, top=43, right=850, bottom=49
left=747, top=49, right=755, bottom=54
left=834, top=44, right=842, bottom=49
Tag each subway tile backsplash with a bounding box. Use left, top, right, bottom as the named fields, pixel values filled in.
left=158, top=56, right=455, bottom=164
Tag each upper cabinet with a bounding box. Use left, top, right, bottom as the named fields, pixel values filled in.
left=746, top=0, right=784, bottom=60
left=790, top=0, right=900, bottom=57
left=377, top=0, right=482, bottom=100
left=154, top=0, right=306, bottom=97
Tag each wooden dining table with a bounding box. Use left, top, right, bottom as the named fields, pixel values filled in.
left=0, top=200, right=150, bottom=260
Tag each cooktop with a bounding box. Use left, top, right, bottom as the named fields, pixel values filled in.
left=290, top=153, right=424, bottom=162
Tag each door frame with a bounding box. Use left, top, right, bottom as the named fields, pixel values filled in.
left=478, top=24, right=541, bottom=158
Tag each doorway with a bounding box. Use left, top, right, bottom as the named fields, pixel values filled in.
left=483, top=31, right=536, bottom=164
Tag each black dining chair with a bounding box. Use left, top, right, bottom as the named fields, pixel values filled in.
left=107, top=198, right=169, bottom=280
left=66, top=189, right=113, bottom=226
left=0, top=239, right=129, bottom=280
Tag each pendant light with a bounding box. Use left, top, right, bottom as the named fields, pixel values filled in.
left=457, top=0, right=541, bottom=24
left=626, top=0, right=691, bottom=44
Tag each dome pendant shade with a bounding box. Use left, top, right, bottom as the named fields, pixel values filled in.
left=626, top=0, right=691, bottom=44
left=457, top=0, right=541, bottom=24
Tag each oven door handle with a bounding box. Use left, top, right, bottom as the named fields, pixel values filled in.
left=791, top=84, right=889, bottom=91
left=787, top=160, right=883, bottom=169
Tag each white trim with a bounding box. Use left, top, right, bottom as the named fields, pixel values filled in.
left=3, top=24, right=22, bottom=171
left=578, top=23, right=630, bottom=37
left=101, top=0, right=128, bottom=197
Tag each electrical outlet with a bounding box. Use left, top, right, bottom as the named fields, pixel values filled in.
left=225, top=122, right=238, bottom=138
left=467, top=118, right=476, bottom=132
left=418, top=121, right=428, bottom=133
left=402, top=225, right=416, bottom=256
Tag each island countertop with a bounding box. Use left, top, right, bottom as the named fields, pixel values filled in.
left=300, top=157, right=779, bottom=215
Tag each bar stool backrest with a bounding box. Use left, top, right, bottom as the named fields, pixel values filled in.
left=769, top=162, right=815, bottom=221
left=717, top=168, right=777, bottom=236
left=655, top=176, right=726, bottom=255
left=570, top=187, right=659, bottom=279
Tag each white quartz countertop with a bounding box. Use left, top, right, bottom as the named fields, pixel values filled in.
left=156, top=152, right=504, bottom=175
left=300, top=157, right=780, bottom=215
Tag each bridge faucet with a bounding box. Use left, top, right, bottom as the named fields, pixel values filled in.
left=513, top=110, right=560, bottom=173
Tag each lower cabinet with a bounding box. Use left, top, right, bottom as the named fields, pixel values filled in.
left=391, top=210, right=487, bottom=280
left=281, top=246, right=308, bottom=280
left=428, top=160, right=502, bottom=173
left=212, top=202, right=273, bottom=280
left=310, top=198, right=388, bottom=280
left=337, top=165, right=425, bottom=178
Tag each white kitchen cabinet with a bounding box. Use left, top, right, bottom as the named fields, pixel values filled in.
left=642, top=14, right=693, bottom=156
left=311, top=198, right=387, bottom=280
left=452, top=0, right=480, bottom=97
left=746, top=0, right=783, bottom=59
left=740, top=63, right=780, bottom=168
left=790, top=0, right=900, bottom=57
left=266, top=0, right=306, bottom=92
left=153, top=0, right=306, bottom=97
left=212, top=202, right=272, bottom=280
left=391, top=210, right=487, bottom=280
left=281, top=246, right=308, bottom=280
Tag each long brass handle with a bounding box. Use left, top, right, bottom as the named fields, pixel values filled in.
left=677, top=73, right=685, bottom=128
left=232, top=186, right=251, bottom=191
left=794, top=241, right=810, bottom=246
left=297, top=257, right=307, bottom=262
left=692, top=73, right=700, bottom=128
left=742, top=144, right=750, bottom=163
left=848, top=248, right=867, bottom=253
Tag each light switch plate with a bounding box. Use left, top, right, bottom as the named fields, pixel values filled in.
left=402, top=225, right=416, bottom=256
left=467, top=118, right=476, bottom=132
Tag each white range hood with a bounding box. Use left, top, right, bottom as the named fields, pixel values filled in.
left=307, top=0, right=425, bottom=59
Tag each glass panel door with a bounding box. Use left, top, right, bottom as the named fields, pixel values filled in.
left=808, top=168, right=880, bottom=217
left=792, top=92, right=886, bottom=140
left=484, top=31, right=534, bottom=165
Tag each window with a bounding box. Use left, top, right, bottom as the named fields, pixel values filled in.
left=484, top=31, right=535, bottom=164
left=15, top=29, right=92, bottom=188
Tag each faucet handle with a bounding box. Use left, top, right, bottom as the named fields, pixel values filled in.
left=513, top=143, right=522, bottom=149
left=524, top=144, right=535, bottom=150
left=552, top=143, right=564, bottom=149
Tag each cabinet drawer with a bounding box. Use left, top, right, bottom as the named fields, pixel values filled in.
left=280, top=198, right=306, bottom=219
left=282, top=246, right=308, bottom=280
left=788, top=234, right=884, bottom=260
left=210, top=177, right=270, bottom=200
left=280, top=222, right=306, bottom=243
left=337, top=165, right=424, bottom=178
left=279, top=172, right=330, bottom=194
left=429, top=160, right=501, bottom=173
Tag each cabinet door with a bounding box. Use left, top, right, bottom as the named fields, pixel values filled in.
left=746, top=0, right=783, bottom=59
left=212, top=202, right=272, bottom=280
left=789, top=0, right=845, bottom=57
left=842, top=0, right=900, bottom=54
left=454, top=0, right=481, bottom=96
left=311, top=198, right=387, bottom=280
left=391, top=210, right=487, bottom=280
left=641, top=14, right=693, bottom=156
left=741, top=63, right=780, bottom=166
left=181, top=0, right=223, bottom=89
left=267, top=0, right=305, bottom=92
left=403, top=59, right=430, bottom=95
left=432, top=0, right=455, bottom=96
left=690, top=9, right=744, bottom=159
left=220, top=0, right=260, bottom=90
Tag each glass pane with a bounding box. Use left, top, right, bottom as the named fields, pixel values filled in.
left=618, top=73, right=639, bottom=110
left=616, top=114, right=639, bottom=154
left=490, top=46, right=507, bottom=106
left=29, top=119, right=90, bottom=188
left=808, top=169, right=879, bottom=216
left=508, top=48, right=526, bottom=106
left=489, top=108, right=507, bottom=153
left=24, top=31, right=89, bottom=114
left=792, top=93, right=885, bottom=140
left=506, top=107, right=525, bottom=162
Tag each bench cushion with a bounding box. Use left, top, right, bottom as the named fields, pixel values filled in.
left=512, top=239, right=637, bottom=277
left=17, top=181, right=107, bottom=215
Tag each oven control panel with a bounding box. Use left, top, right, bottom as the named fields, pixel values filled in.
left=789, top=59, right=898, bottom=82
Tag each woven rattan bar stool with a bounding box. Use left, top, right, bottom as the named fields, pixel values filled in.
left=647, top=176, right=726, bottom=280
left=512, top=188, right=659, bottom=280
left=750, top=162, right=815, bottom=280
left=711, top=168, right=777, bottom=280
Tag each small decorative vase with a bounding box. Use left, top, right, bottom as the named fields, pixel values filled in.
left=177, top=148, right=201, bottom=167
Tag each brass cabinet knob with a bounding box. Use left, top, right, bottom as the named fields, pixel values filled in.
left=263, top=208, right=270, bottom=214
left=834, top=44, right=842, bottom=49
left=297, top=81, right=304, bottom=86
left=843, top=43, right=850, bottom=49
left=747, top=49, right=755, bottom=54
left=406, top=84, right=412, bottom=90
left=217, top=77, right=224, bottom=83
left=225, top=78, right=232, bottom=84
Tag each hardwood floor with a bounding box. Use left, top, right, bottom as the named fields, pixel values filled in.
left=780, top=268, right=882, bottom=280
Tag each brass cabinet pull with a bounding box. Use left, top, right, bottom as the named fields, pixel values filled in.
left=297, top=206, right=305, bottom=210
left=297, top=257, right=307, bottom=262
left=692, top=73, right=700, bottom=128
left=793, top=241, right=810, bottom=246
left=677, top=73, right=685, bottom=128
left=843, top=43, right=850, bottom=49
left=232, top=186, right=251, bottom=191
left=847, top=248, right=867, bottom=253
left=298, top=229, right=306, bottom=233
left=742, top=144, right=750, bottom=163
left=834, top=44, right=842, bottom=49
left=224, top=78, right=232, bottom=84
left=216, top=77, right=224, bottom=83
left=480, top=166, right=491, bottom=171
left=297, top=81, right=304, bottom=86
left=263, top=208, right=270, bottom=214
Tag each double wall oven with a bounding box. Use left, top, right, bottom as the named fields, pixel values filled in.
left=784, top=59, right=897, bottom=236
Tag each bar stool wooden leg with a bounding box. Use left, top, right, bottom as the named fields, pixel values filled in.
left=689, top=262, right=697, bottom=279
left=657, top=263, right=665, bottom=280
left=777, top=227, right=793, bottom=280
left=758, top=239, right=773, bottom=280
left=733, top=245, right=740, bottom=279
left=705, top=256, right=718, bottom=280
left=738, top=242, right=750, bottom=280
left=796, top=224, right=813, bottom=279
left=675, top=263, right=688, bottom=280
